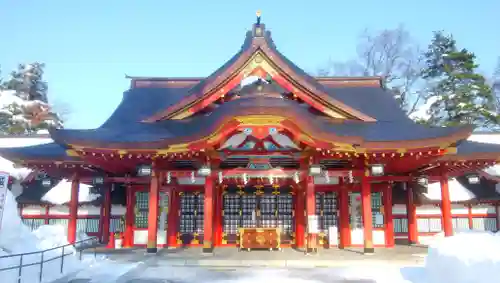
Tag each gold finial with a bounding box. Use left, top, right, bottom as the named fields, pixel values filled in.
left=256, top=10, right=262, bottom=25
left=256, top=10, right=261, bottom=17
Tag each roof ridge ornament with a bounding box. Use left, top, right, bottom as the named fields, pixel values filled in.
left=253, top=10, right=264, bottom=37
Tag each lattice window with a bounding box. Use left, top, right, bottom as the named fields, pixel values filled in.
left=22, top=218, right=45, bottom=231
left=260, top=194, right=277, bottom=228
left=372, top=192, right=383, bottom=228
left=179, top=193, right=204, bottom=234
left=323, top=192, right=338, bottom=231
left=223, top=194, right=240, bottom=234
left=196, top=193, right=204, bottom=234
left=48, top=218, right=68, bottom=228
left=241, top=195, right=257, bottom=228
left=135, top=192, right=149, bottom=228
left=277, top=194, right=293, bottom=233
left=77, top=218, right=99, bottom=233
left=110, top=218, right=124, bottom=232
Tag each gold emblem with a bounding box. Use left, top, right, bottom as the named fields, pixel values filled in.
left=256, top=234, right=265, bottom=245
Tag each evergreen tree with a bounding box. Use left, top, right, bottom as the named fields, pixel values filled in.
left=493, top=58, right=500, bottom=112
left=421, top=31, right=499, bottom=129
left=0, top=63, right=63, bottom=135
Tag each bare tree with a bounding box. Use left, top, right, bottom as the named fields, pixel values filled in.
left=322, top=25, right=425, bottom=115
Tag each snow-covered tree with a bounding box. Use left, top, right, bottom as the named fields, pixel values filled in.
left=420, top=31, right=499, bottom=129
left=493, top=58, right=500, bottom=112
left=0, top=63, right=63, bottom=135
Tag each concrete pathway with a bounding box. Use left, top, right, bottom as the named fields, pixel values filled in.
left=62, top=246, right=427, bottom=282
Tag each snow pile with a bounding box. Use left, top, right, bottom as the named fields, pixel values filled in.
left=0, top=190, right=99, bottom=283
left=422, top=231, right=500, bottom=283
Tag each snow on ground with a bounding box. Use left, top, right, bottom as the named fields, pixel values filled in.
left=0, top=189, right=134, bottom=283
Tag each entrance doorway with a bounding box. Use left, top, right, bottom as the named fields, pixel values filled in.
left=315, top=192, right=339, bottom=246
left=222, top=186, right=293, bottom=245
left=178, top=192, right=204, bottom=245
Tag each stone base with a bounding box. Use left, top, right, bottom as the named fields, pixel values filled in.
left=363, top=247, right=375, bottom=254
left=202, top=247, right=214, bottom=254
left=146, top=247, right=157, bottom=254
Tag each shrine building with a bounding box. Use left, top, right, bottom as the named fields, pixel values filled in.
left=2, top=15, right=500, bottom=254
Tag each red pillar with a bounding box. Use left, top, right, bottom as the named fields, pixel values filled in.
left=306, top=176, right=317, bottom=253
left=295, top=187, right=306, bottom=249
left=338, top=184, right=351, bottom=249
left=361, top=172, right=374, bottom=254
left=406, top=182, right=418, bottom=244
left=167, top=189, right=178, bottom=247
left=147, top=169, right=160, bottom=253
left=440, top=171, right=453, bottom=237
left=124, top=185, right=135, bottom=248
left=203, top=175, right=214, bottom=253
left=213, top=185, right=223, bottom=246
left=68, top=174, right=79, bottom=244
left=384, top=184, right=395, bottom=247
left=102, top=184, right=111, bottom=245
left=468, top=204, right=473, bottom=230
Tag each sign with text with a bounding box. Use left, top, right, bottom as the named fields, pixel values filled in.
left=307, top=215, right=319, bottom=233
left=0, top=171, right=9, bottom=231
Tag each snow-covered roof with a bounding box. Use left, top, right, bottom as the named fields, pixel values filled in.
left=468, top=133, right=500, bottom=176
left=0, top=135, right=52, bottom=181
left=0, top=135, right=99, bottom=204
left=424, top=178, right=477, bottom=202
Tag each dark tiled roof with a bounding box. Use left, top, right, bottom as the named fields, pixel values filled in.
left=324, top=86, right=411, bottom=122
left=50, top=96, right=467, bottom=146
left=0, top=142, right=78, bottom=161
left=456, top=140, right=500, bottom=154
left=101, top=87, right=191, bottom=128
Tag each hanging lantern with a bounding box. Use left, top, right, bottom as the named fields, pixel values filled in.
left=293, top=171, right=300, bottom=184
left=268, top=174, right=274, bottom=184
left=467, top=174, right=480, bottom=184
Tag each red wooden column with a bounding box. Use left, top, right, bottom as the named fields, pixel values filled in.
left=384, top=184, right=395, bottom=247
left=338, top=182, right=351, bottom=249
left=468, top=204, right=473, bottom=230
left=167, top=188, right=179, bottom=247
left=124, top=185, right=135, bottom=248
left=406, top=182, right=418, bottom=244
left=101, top=184, right=112, bottom=244
left=294, top=186, right=306, bottom=249
left=68, top=173, right=80, bottom=244
left=147, top=168, right=160, bottom=253
left=213, top=185, right=223, bottom=246
left=203, top=175, right=215, bottom=253
left=306, top=176, right=317, bottom=253
left=440, top=170, right=453, bottom=237
left=361, top=171, right=374, bottom=254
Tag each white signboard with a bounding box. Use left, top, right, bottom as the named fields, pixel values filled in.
left=328, top=226, right=338, bottom=245
left=0, top=171, right=9, bottom=231
left=307, top=215, right=319, bottom=233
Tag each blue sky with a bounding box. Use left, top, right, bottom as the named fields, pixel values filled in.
left=0, top=0, right=499, bottom=129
